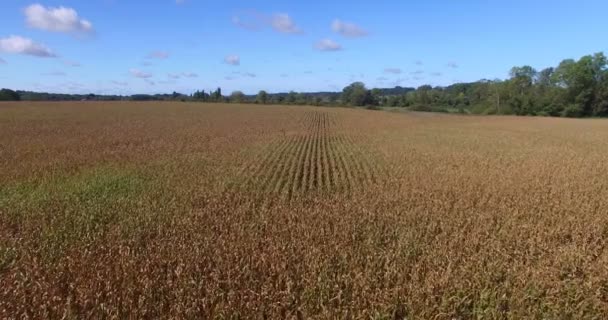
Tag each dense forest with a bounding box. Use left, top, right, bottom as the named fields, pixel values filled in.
left=2, top=52, right=607, bottom=117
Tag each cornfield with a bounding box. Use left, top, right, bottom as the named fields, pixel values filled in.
left=1, top=102, right=608, bottom=319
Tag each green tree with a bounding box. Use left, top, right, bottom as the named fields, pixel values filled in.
left=256, top=90, right=268, bottom=104
left=415, top=85, right=433, bottom=106
left=341, top=82, right=372, bottom=106
left=211, top=87, right=223, bottom=102
left=0, top=88, right=20, bottom=101
left=230, top=91, right=245, bottom=103
left=553, top=53, right=607, bottom=116
left=286, top=91, right=297, bottom=104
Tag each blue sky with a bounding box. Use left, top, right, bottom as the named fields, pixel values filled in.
left=1, top=0, right=607, bottom=95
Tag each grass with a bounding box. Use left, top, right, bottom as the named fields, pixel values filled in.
left=1, top=101, right=608, bottom=318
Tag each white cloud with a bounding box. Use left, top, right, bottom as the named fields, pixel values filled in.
left=224, top=54, right=240, bottom=66
left=24, top=4, right=93, bottom=34
left=415, top=60, right=424, bottom=66
left=447, top=62, right=459, bottom=68
left=182, top=72, right=198, bottom=78
left=147, top=51, right=169, bottom=59
left=129, top=68, right=153, bottom=79
left=384, top=68, right=402, bottom=74
left=0, top=36, right=56, bottom=57
left=431, top=72, right=442, bottom=77
left=168, top=73, right=181, bottom=79
left=315, top=39, right=342, bottom=52
left=331, top=19, right=368, bottom=37
left=243, top=72, right=256, bottom=78
left=271, top=14, right=302, bottom=34
left=410, top=70, right=424, bottom=75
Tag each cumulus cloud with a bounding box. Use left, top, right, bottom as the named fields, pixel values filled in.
left=0, top=36, right=56, bottom=57
left=331, top=19, right=368, bottom=37
left=129, top=68, right=153, bottom=79
left=224, top=54, right=240, bottom=66
left=447, top=62, right=459, bottom=68
left=24, top=4, right=94, bottom=34
left=271, top=14, right=302, bottom=34
left=147, top=51, right=169, bottom=59
left=315, top=39, right=342, bottom=52
left=384, top=68, right=402, bottom=74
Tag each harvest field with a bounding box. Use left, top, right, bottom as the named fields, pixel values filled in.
left=2, top=102, right=608, bottom=318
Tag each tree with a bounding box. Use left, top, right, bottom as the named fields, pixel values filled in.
left=209, top=88, right=223, bottom=102
left=256, top=90, right=268, bottom=104
left=415, top=85, right=433, bottom=105
left=553, top=53, right=608, bottom=116
left=341, top=82, right=372, bottom=106
left=295, top=93, right=307, bottom=105
left=193, top=90, right=208, bottom=101
left=0, top=89, right=20, bottom=101
left=286, top=91, right=297, bottom=104
left=370, top=88, right=382, bottom=106
left=537, top=67, right=555, bottom=87
left=230, top=91, right=245, bottom=103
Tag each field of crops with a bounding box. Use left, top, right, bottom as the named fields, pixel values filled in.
left=2, top=102, right=608, bottom=318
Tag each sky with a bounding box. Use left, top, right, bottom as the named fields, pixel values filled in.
left=1, top=0, right=607, bottom=95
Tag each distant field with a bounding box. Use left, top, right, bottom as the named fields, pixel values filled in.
left=1, top=102, right=608, bottom=318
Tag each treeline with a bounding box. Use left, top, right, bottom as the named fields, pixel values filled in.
left=339, top=52, right=608, bottom=117
left=191, top=87, right=416, bottom=106
left=2, top=52, right=607, bottom=117
left=0, top=90, right=193, bottom=102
